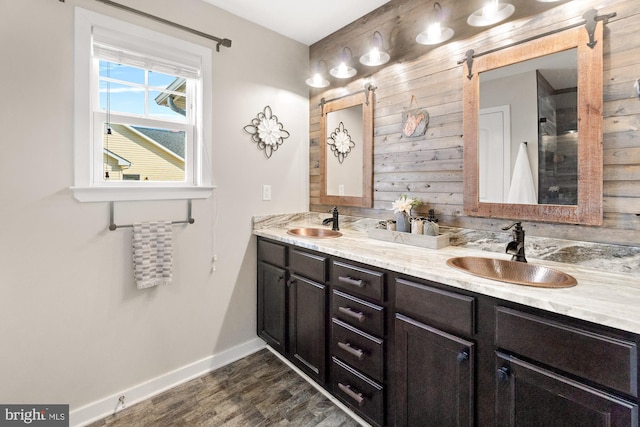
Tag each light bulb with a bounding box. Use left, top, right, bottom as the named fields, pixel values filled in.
left=305, top=61, right=330, bottom=88
left=360, top=32, right=390, bottom=66
left=330, top=47, right=357, bottom=77
left=369, top=47, right=381, bottom=64
left=416, top=2, right=454, bottom=46
left=427, top=22, right=441, bottom=41
left=483, top=0, right=499, bottom=17
left=468, top=0, right=514, bottom=27
left=305, top=73, right=329, bottom=88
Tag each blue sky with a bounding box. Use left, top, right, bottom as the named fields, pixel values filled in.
left=99, top=60, right=184, bottom=120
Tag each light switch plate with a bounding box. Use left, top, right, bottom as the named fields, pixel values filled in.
left=262, top=184, right=272, bottom=201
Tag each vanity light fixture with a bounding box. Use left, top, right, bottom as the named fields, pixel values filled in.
left=330, top=47, right=357, bottom=79
left=416, top=2, right=455, bottom=45
left=360, top=31, right=390, bottom=66
left=305, top=60, right=330, bottom=88
left=467, top=0, right=515, bottom=27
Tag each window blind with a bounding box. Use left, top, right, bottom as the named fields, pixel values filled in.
left=92, top=26, right=201, bottom=79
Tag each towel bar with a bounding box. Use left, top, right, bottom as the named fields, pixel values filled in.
left=109, top=200, right=195, bottom=231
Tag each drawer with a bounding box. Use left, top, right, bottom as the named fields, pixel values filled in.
left=332, top=357, right=384, bottom=427
left=496, top=307, right=638, bottom=397
left=332, top=261, right=384, bottom=302
left=257, top=239, right=286, bottom=268
left=289, top=248, right=327, bottom=283
left=395, top=278, right=475, bottom=336
left=332, top=318, right=384, bottom=382
left=332, top=290, right=384, bottom=337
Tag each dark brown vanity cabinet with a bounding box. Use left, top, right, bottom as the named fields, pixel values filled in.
left=394, top=278, right=476, bottom=427
left=258, top=238, right=640, bottom=426
left=257, top=238, right=329, bottom=385
left=330, top=260, right=387, bottom=427
left=257, top=239, right=287, bottom=354
left=393, top=277, right=640, bottom=427
left=494, top=307, right=639, bottom=427
left=288, top=248, right=329, bottom=384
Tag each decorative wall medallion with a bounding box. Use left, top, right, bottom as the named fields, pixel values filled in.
left=327, top=121, right=355, bottom=164
left=243, top=106, right=290, bottom=158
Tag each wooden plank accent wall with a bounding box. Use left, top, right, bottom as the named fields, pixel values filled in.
left=309, top=0, right=640, bottom=246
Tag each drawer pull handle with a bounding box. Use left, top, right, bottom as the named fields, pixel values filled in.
left=338, top=382, right=365, bottom=407
left=497, top=366, right=510, bottom=383
left=338, top=306, right=366, bottom=323
left=286, top=278, right=296, bottom=288
left=338, top=341, right=364, bottom=360
left=338, top=276, right=365, bottom=288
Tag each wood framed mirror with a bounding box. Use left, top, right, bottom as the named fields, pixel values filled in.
left=463, top=23, right=603, bottom=225
left=319, top=88, right=374, bottom=208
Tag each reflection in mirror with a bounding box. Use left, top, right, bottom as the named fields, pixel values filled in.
left=479, top=49, right=578, bottom=205
left=463, top=24, right=603, bottom=225
left=320, top=89, right=373, bottom=208
left=326, top=105, right=363, bottom=197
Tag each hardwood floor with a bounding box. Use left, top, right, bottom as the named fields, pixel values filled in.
left=88, top=348, right=361, bottom=426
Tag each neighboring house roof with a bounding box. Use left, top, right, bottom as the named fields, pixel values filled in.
left=131, top=126, right=185, bottom=158
left=154, top=78, right=187, bottom=115
left=104, top=124, right=184, bottom=181
left=104, top=148, right=132, bottom=167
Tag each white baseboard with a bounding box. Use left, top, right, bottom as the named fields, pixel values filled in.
left=70, top=338, right=265, bottom=427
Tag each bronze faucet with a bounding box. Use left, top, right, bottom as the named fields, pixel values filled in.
left=322, top=207, right=339, bottom=231
left=503, top=221, right=527, bottom=263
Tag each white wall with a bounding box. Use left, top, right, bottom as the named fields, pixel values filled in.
left=480, top=70, right=539, bottom=193
left=0, top=0, right=309, bottom=422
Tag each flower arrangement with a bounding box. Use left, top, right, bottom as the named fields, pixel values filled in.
left=391, top=194, right=421, bottom=215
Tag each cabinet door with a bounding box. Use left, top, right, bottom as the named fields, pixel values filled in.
left=495, top=352, right=638, bottom=427
left=395, top=314, right=475, bottom=427
left=289, top=273, right=327, bottom=383
left=257, top=261, right=287, bottom=354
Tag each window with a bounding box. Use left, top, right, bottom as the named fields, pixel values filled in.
left=72, top=8, right=213, bottom=202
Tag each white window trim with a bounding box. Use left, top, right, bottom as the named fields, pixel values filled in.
left=72, top=7, right=214, bottom=202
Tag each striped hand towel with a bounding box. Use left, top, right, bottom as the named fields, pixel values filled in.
left=132, top=221, right=173, bottom=289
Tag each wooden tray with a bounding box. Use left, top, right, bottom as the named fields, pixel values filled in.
left=367, top=228, right=449, bottom=250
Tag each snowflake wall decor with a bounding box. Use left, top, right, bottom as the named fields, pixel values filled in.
left=243, top=106, right=290, bottom=158
left=327, top=122, right=356, bottom=164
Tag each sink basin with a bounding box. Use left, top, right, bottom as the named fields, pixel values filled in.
left=446, top=256, right=577, bottom=288
left=287, top=228, right=342, bottom=238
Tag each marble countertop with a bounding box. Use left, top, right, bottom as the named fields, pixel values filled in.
left=253, top=213, right=640, bottom=335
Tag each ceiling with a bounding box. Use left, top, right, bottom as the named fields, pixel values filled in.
left=201, top=0, right=391, bottom=46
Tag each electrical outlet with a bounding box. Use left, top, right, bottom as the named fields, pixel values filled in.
left=114, top=395, right=126, bottom=413
left=262, top=184, right=272, bottom=201
left=338, top=184, right=345, bottom=196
